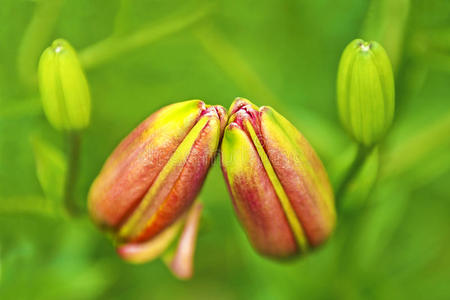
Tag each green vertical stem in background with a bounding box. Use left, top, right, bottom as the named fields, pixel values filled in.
left=360, top=0, right=410, bottom=72
left=194, top=25, right=280, bottom=109
left=193, top=25, right=348, bottom=159
left=336, top=145, right=372, bottom=210
left=112, top=0, right=134, bottom=36
left=17, top=0, right=63, bottom=88
left=64, top=132, right=82, bottom=217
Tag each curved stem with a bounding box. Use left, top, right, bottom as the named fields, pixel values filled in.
left=64, top=132, right=82, bottom=216
left=79, top=5, right=211, bottom=69
left=336, top=144, right=371, bottom=209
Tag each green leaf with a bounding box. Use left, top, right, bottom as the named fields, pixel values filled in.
left=31, top=134, right=67, bottom=213
left=0, top=195, right=55, bottom=216
left=0, top=98, right=42, bottom=119
left=354, top=182, right=408, bottom=270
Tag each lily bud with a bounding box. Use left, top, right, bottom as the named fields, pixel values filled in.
left=337, top=39, right=395, bottom=146
left=88, top=100, right=226, bottom=252
left=221, top=98, right=336, bottom=259
left=38, top=39, right=91, bottom=131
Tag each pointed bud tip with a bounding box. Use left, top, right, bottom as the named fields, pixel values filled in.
left=229, top=97, right=259, bottom=116
left=202, top=104, right=227, bottom=132
left=226, top=97, right=262, bottom=132
left=50, top=39, right=72, bottom=54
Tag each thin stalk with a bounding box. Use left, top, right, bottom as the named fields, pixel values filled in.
left=336, top=144, right=371, bottom=209
left=79, top=5, right=210, bottom=69
left=17, top=0, right=63, bottom=88
left=64, top=132, right=82, bottom=216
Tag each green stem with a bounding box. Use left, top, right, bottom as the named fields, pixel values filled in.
left=360, top=0, right=410, bottom=72
left=79, top=5, right=211, bottom=69
left=64, top=132, right=82, bottom=216
left=17, top=0, right=63, bottom=88
left=336, top=145, right=371, bottom=209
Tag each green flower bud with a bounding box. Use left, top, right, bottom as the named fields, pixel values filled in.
left=337, top=39, right=395, bottom=146
left=38, top=39, right=91, bottom=131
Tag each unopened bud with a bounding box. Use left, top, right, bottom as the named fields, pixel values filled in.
left=38, top=39, right=91, bottom=131
left=337, top=39, right=395, bottom=146
left=89, top=100, right=226, bottom=268
left=221, top=98, right=336, bottom=259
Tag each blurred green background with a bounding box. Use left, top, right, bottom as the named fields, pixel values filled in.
left=1, top=0, right=450, bottom=299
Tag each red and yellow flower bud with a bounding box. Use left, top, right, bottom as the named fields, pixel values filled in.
left=88, top=100, right=226, bottom=265
left=221, top=98, right=336, bottom=259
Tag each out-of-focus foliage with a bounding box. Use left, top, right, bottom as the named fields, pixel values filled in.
left=0, top=0, right=449, bottom=299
